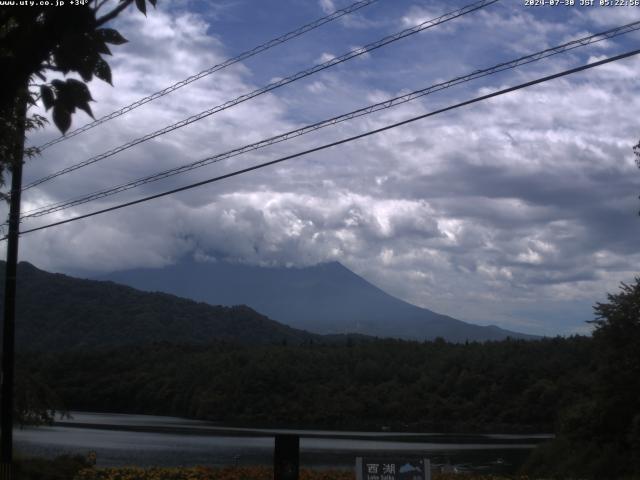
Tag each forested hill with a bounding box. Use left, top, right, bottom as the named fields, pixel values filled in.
left=23, top=337, right=594, bottom=433
left=0, top=261, right=320, bottom=351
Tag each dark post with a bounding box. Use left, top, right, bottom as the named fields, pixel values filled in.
left=0, top=85, right=27, bottom=479
left=274, top=434, right=299, bottom=480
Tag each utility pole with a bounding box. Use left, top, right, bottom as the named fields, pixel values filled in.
left=274, top=434, right=299, bottom=480
left=1, top=84, right=27, bottom=479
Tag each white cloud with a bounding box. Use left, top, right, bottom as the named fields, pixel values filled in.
left=349, top=45, right=371, bottom=59
left=316, top=52, right=336, bottom=64
left=319, top=0, right=335, bottom=15
left=585, top=6, right=640, bottom=27
left=307, top=81, right=327, bottom=94
left=8, top=1, right=640, bottom=336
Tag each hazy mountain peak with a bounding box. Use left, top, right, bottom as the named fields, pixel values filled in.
left=101, top=258, right=536, bottom=342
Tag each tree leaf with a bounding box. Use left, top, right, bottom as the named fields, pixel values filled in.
left=76, top=53, right=99, bottom=82
left=63, top=79, right=94, bottom=118
left=52, top=49, right=73, bottom=75
left=40, top=85, right=54, bottom=110
left=52, top=105, right=71, bottom=134
left=94, top=39, right=112, bottom=56
left=65, top=78, right=94, bottom=102
left=135, top=0, right=147, bottom=15
left=93, top=57, right=112, bottom=85
left=50, top=79, right=95, bottom=120
left=52, top=32, right=90, bottom=74
left=97, top=28, right=128, bottom=45
left=77, top=101, right=94, bottom=118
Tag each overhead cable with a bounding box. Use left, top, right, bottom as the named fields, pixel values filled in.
left=11, top=47, right=640, bottom=239
left=34, top=0, right=380, bottom=152
left=20, top=20, right=640, bottom=220
left=23, top=0, right=499, bottom=191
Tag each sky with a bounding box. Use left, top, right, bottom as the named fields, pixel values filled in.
left=5, top=0, right=640, bottom=336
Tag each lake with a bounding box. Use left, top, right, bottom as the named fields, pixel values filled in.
left=15, top=412, right=552, bottom=473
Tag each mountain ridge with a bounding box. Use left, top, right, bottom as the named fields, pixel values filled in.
left=101, top=257, right=537, bottom=342
left=0, top=260, right=323, bottom=351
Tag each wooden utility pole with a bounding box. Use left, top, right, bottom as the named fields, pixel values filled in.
left=0, top=85, right=27, bottom=479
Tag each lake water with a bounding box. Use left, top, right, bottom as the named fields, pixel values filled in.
left=15, top=412, right=552, bottom=473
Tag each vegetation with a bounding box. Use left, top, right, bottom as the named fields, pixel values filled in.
left=524, top=278, right=640, bottom=479
left=1, top=0, right=156, bottom=437
left=6, top=265, right=640, bottom=477
left=75, top=466, right=352, bottom=480
left=22, top=336, right=593, bottom=433
left=14, top=366, right=65, bottom=426
left=0, top=261, right=319, bottom=351
left=11, top=459, right=533, bottom=480
left=74, top=465, right=529, bottom=480
left=14, top=454, right=93, bottom=480
left=0, top=0, right=157, bottom=186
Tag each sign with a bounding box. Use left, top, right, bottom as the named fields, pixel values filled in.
left=356, top=457, right=431, bottom=480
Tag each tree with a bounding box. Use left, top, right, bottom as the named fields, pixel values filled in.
left=0, top=0, right=157, bottom=470
left=525, top=278, right=640, bottom=479
left=635, top=140, right=640, bottom=215
left=14, top=367, right=65, bottom=427
left=0, top=0, right=157, bottom=186
left=590, top=278, right=640, bottom=470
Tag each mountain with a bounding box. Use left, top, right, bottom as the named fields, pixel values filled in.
left=101, top=257, right=536, bottom=342
left=0, top=261, right=320, bottom=352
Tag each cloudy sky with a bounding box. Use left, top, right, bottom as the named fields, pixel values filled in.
left=6, top=0, right=640, bottom=336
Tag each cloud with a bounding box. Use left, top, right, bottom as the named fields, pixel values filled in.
left=319, top=0, right=335, bottom=15
left=8, top=1, right=640, bottom=336
left=584, top=6, right=640, bottom=27
left=316, top=52, right=336, bottom=64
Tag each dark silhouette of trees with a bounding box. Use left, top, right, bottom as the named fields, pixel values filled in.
left=0, top=0, right=157, bottom=433
left=22, top=337, right=595, bottom=433
left=526, top=278, right=640, bottom=479
left=0, top=0, right=156, bottom=186
left=635, top=140, right=640, bottom=215
left=590, top=278, right=640, bottom=473
left=14, top=366, right=65, bottom=426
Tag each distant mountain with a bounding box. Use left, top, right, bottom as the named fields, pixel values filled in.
left=102, top=257, right=536, bottom=342
left=0, top=261, right=320, bottom=352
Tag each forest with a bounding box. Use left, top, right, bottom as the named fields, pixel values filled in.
left=22, top=337, right=590, bottom=432
left=12, top=272, right=640, bottom=478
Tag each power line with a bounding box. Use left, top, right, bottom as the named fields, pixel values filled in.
left=20, top=20, right=640, bottom=220
left=22, top=0, right=499, bottom=191
left=25, top=0, right=497, bottom=189
left=33, top=0, right=380, bottom=152
left=11, top=47, right=640, bottom=240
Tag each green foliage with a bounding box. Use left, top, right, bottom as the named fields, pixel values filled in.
left=524, top=278, right=640, bottom=479
left=1, top=260, right=317, bottom=430
left=22, top=336, right=594, bottom=434
left=46, top=79, right=95, bottom=132
left=14, top=367, right=65, bottom=426
left=9, top=261, right=640, bottom=477
left=635, top=141, right=640, bottom=216
left=0, top=0, right=156, bottom=186
left=14, top=454, right=93, bottom=480
left=71, top=465, right=535, bottom=480
left=0, top=261, right=317, bottom=351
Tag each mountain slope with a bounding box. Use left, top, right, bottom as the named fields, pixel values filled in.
left=102, top=258, right=535, bottom=341
left=0, top=261, right=318, bottom=351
